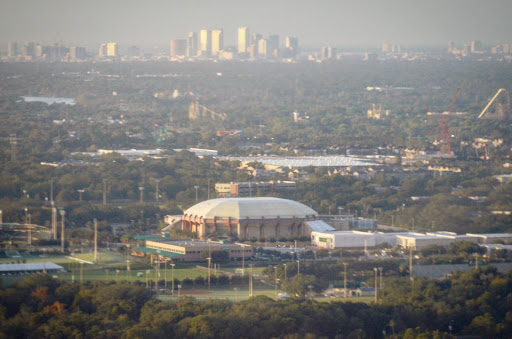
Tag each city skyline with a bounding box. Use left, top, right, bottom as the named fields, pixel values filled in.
left=1, top=0, right=512, bottom=49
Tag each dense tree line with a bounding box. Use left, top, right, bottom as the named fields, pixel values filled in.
left=1, top=267, right=511, bottom=337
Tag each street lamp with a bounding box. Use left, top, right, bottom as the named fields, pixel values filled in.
left=234, top=287, right=239, bottom=301
left=177, top=284, right=182, bottom=299
left=24, top=207, right=28, bottom=224
left=283, top=263, right=287, bottom=282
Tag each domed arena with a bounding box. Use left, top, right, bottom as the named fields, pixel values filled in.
left=181, top=197, right=318, bottom=240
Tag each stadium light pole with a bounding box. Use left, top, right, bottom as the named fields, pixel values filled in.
left=171, top=263, right=175, bottom=295
left=60, top=209, right=66, bottom=253
left=374, top=267, right=378, bottom=303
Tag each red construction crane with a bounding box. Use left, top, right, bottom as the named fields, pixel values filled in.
left=426, top=88, right=460, bottom=156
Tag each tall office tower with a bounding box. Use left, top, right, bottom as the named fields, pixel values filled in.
left=127, top=45, right=140, bottom=58
left=285, top=36, right=298, bottom=57
left=187, top=32, right=198, bottom=57
left=70, top=46, right=86, bottom=59
left=8, top=42, right=17, bottom=57
left=22, top=42, right=35, bottom=57
left=35, top=44, right=43, bottom=57
left=447, top=41, right=455, bottom=53
left=170, top=39, right=187, bottom=57
left=251, top=33, right=262, bottom=46
left=321, top=46, right=336, bottom=60
left=257, top=38, right=268, bottom=57
left=211, top=29, right=223, bottom=56
left=470, top=40, right=482, bottom=53
left=98, top=43, right=108, bottom=57
left=238, top=27, right=250, bottom=54
left=267, top=35, right=279, bottom=57
left=107, top=43, right=119, bottom=57
left=199, top=29, right=211, bottom=56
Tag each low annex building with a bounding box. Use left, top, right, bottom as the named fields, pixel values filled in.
left=181, top=197, right=319, bottom=240
left=133, top=238, right=253, bottom=262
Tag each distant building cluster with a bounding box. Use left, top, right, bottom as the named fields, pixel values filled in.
left=215, top=181, right=297, bottom=198
left=6, top=41, right=86, bottom=61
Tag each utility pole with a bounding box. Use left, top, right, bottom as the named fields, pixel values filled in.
left=60, top=209, right=66, bottom=253
left=94, top=218, right=98, bottom=263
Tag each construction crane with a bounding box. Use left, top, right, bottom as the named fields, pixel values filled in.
left=426, top=88, right=460, bottom=156
left=478, top=88, right=510, bottom=119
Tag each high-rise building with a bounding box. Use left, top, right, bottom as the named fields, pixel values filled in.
left=285, top=36, right=299, bottom=57
left=170, top=39, right=187, bottom=57
left=238, top=27, right=250, bottom=54
left=127, top=45, right=140, bottom=58
left=211, top=29, right=223, bottom=56
left=321, top=46, right=337, bottom=60
left=22, top=42, right=35, bottom=57
left=258, top=38, right=268, bottom=57
left=106, top=43, right=119, bottom=57
left=199, top=29, right=211, bottom=56
left=470, top=40, right=483, bottom=53
left=7, top=42, right=17, bottom=57
left=70, top=46, right=86, bottom=60
left=267, top=35, right=279, bottom=58
left=187, top=32, right=198, bottom=57
left=98, top=43, right=107, bottom=57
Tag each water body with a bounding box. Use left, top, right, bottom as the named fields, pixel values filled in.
left=216, top=155, right=378, bottom=168
left=21, top=96, right=76, bottom=105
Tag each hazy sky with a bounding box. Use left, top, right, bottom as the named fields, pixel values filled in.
left=1, top=0, right=512, bottom=48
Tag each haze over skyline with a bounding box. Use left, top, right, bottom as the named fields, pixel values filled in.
left=2, top=0, right=512, bottom=49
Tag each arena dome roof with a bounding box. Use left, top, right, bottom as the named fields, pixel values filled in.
left=183, top=197, right=318, bottom=220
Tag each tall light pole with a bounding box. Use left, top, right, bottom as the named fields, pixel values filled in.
left=274, top=266, right=278, bottom=299
left=139, top=186, right=144, bottom=203
left=234, top=287, right=239, bottom=301
left=59, top=209, right=66, bottom=253
left=249, top=264, right=253, bottom=297
left=78, top=189, right=85, bottom=201
left=178, top=284, right=182, bottom=299
left=343, top=263, right=348, bottom=298
left=164, top=261, right=167, bottom=290
left=24, top=207, right=28, bottom=224
left=52, top=202, right=57, bottom=240
left=297, top=260, right=300, bottom=275
left=379, top=267, right=383, bottom=300
left=155, top=179, right=160, bottom=203
left=80, top=262, right=84, bottom=283
left=49, top=180, right=54, bottom=202
left=94, top=218, right=98, bottom=263
left=194, top=185, right=199, bottom=201
left=171, top=263, right=175, bottom=295
left=374, top=267, right=378, bottom=303
left=102, top=179, right=107, bottom=205
left=283, top=264, right=287, bottom=282
left=0, top=210, right=3, bottom=224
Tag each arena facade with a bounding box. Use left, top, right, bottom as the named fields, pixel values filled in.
left=181, top=197, right=318, bottom=240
